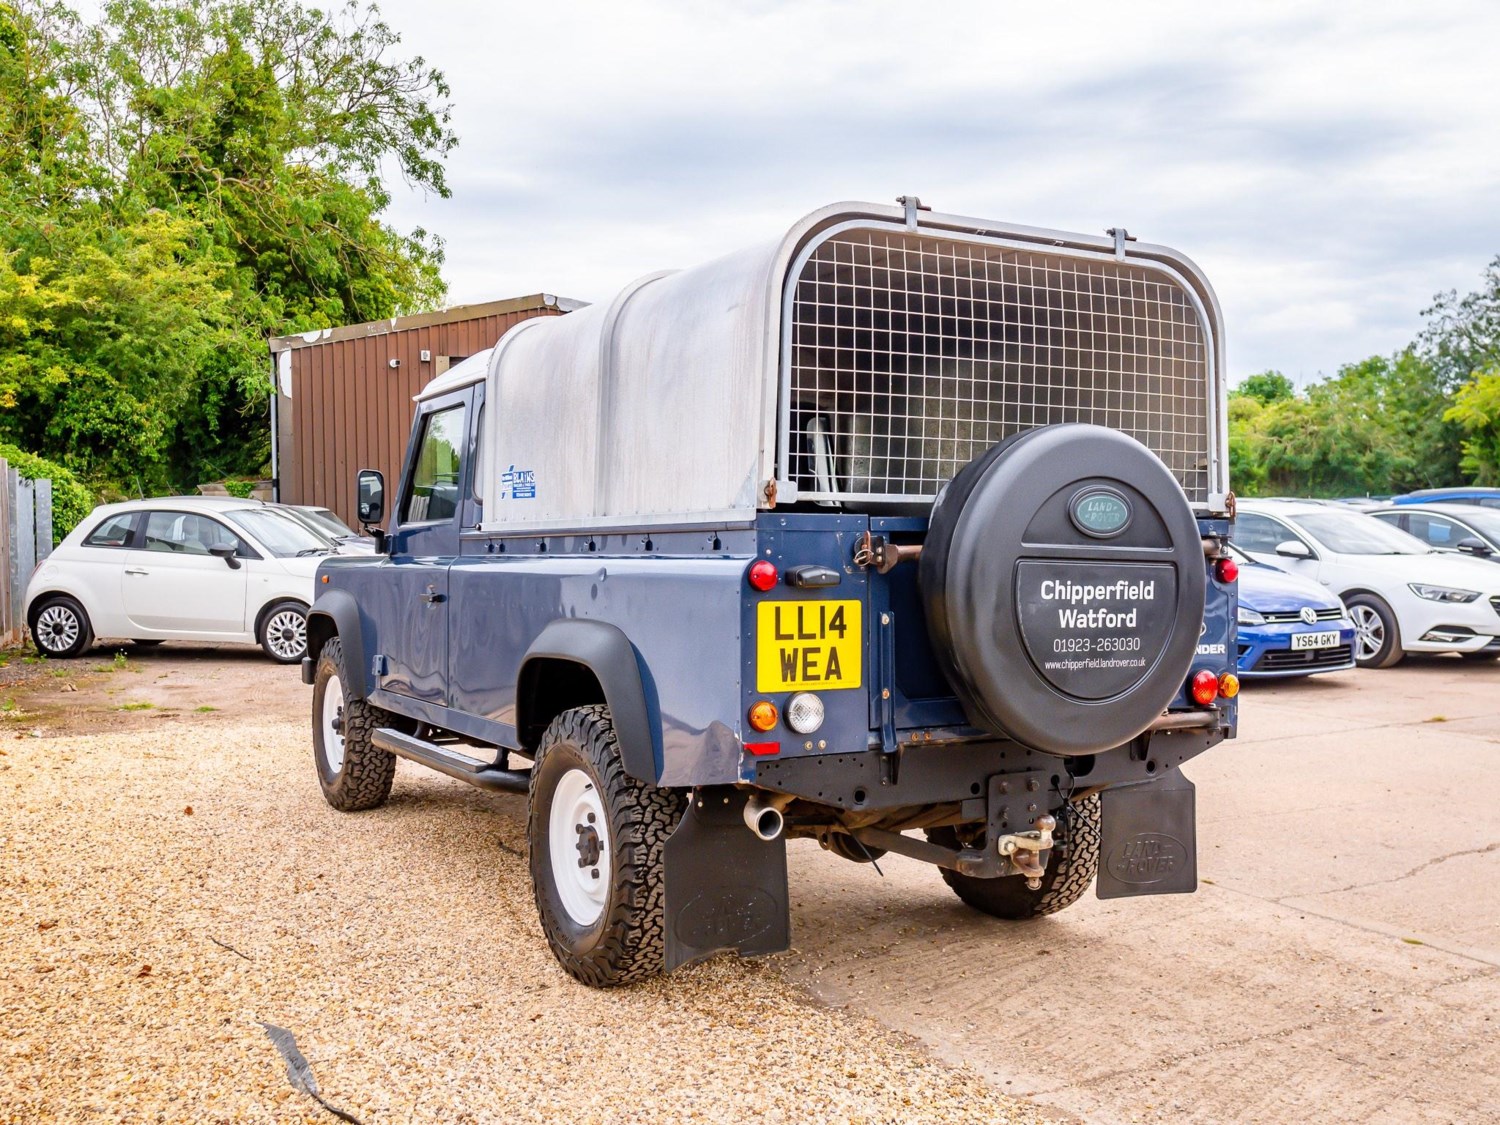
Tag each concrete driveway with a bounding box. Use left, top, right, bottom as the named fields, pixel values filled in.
left=783, top=659, right=1500, bottom=1123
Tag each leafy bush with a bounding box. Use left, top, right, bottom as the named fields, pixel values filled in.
left=221, top=479, right=257, bottom=498
left=0, top=443, right=94, bottom=542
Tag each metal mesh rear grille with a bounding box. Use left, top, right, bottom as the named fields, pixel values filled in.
left=784, top=228, right=1210, bottom=504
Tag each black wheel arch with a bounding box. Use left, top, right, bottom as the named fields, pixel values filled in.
left=305, top=589, right=368, bottom=697
left=517, top=619, right=660, bottom=785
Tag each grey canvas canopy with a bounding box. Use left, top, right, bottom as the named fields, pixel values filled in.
left=463, top=200, right=1227, bottom=533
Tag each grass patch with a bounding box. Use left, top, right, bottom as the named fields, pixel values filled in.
left=1425, top=715, right=1448, bottom=723
left=193, top=705, right=218, bottom=713
left=112, top=651, right=129, bottom=671
left=1401, top=937, right=1424, bottom=946
left=119, top=701, right=154, bottom=712
left=1, top=699, right=15, bottom=712
left=50, top=667, right=70, bottom=678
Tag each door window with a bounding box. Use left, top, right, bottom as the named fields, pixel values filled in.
left=402, top=404, right=467, bottom=523
left=141, top=512, right=246, bottom=556
left=1407, top=513, right=1462, bottom=548
left=1235, top=513, right=1301, bottom=553
left=84, top=513, right=139, bottom=549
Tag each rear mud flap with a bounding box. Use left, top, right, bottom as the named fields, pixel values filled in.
left=1096, top=771, right=1197, bottom=899
left=663, top=788, right=789, bottom=972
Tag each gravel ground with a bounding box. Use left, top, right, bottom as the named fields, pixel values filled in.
left=0, top=716, right=1057, bottom=1124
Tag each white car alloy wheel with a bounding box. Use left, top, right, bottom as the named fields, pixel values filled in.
left=548, top=767, right=611, bottom=927
left=35, top=604, right=81, bottom=654
left=264, top=607, right=307, bottom=661
left=321, top=673, right=346, bottom=775
left=1349, top=603, right=1385, bottom=662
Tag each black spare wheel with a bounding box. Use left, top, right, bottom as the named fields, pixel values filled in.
left=920, top=424, right=1207, bottom=756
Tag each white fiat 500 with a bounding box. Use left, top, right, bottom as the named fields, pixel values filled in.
left=1235, top=500, right=1500, bottom=668
left=25, top=497, right=330, bottom=663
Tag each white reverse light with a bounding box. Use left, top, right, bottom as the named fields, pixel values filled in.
left=784, top=692, right=825, bottom=734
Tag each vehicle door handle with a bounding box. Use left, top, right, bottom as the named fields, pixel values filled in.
left=125, top=568, right=149, bottom=576
left=419, top=590, right=446, bottom=604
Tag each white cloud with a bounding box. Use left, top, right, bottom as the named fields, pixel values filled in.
left=374, top=0, right=1500, bottom=380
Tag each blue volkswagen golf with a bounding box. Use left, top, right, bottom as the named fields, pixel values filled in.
left=1231, top=546, right=1357, bottom=678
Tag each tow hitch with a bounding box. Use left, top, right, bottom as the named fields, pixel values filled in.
left=997, top=814, right=1056, bottom=889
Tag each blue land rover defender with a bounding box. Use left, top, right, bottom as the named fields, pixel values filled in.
left=303, top=199, right=1239, bottom=987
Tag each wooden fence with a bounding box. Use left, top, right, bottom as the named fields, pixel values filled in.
left=0, top=460, right=54, bottom=648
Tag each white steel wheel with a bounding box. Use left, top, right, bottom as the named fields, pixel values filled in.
left=547, top=767, right=611, bottom=927
left=1350, top=604, right=1384, bottom=662
left=321, top=673, right=346, bottom=775
left=311, top=637, right=396, bottom=812
left=260, top=602, right=308, bottom=663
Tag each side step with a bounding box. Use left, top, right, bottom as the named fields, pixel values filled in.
left=371, top=728, right=531, bottom=794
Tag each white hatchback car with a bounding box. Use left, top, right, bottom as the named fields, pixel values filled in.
left=25, top=497, right=331, bottom=663
left=1236, top=500, right=1500, bottom=667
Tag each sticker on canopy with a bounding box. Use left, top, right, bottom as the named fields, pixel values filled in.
left=498, top=465, right=536, bottom=500
left=1015, top=560, right=1176, bottom=700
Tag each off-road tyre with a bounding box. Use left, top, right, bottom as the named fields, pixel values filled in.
left=258, top=600, right=309, bottom=664
left=528, top=705, right=686, bottom=987
left=1346, top=593, right=1404, bottom=669
left=925, top=794, right=1102, bottom=919
left=30, top=595, right=93, bottom=659
left=312, top=637, right=396, bottom=811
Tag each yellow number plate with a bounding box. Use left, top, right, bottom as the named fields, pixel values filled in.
left=756, top=600, right=862, bottom=692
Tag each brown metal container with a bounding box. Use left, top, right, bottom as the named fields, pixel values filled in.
left=269, top=295, right=582, bottom=528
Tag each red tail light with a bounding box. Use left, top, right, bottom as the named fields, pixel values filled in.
left=1190, top=669, right=1220, bottom=706
left=1215, top=557, right=1239, bottom=584
left=747, top=560, right=779, bottom=591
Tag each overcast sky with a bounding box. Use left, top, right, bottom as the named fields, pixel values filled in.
left=373, top=0, right=1500, bottom=385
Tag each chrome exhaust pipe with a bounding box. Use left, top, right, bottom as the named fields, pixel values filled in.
left=743, top=796, right=785, bottom=841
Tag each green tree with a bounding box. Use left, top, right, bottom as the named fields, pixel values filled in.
left=0, top=0, right=455, bottom=493
left=1231, top=370, right=1295, bottom=405
left=1422, top=256, right=1500, bottom=389
left=1227, top=351, right=1458, bottom=497
left=0, top=210, right=251, bottom=491
left=1445, top=368, right=1500, bottom=485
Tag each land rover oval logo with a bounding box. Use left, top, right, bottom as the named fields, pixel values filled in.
left=1106, top=832, right=1189, bottom=885
left=1071, top=488, right=1132, bottom=538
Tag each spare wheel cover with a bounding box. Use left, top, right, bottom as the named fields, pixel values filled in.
left=920, top=423, right=1206, bottom=756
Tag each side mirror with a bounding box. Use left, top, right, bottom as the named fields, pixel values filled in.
left=1457, top=537, right=1495, bottom=557
left=208, top=543, right=242, bottom=570
left=1274, top=540, right=1314, bottom=560
left=356, top=469, right=385, bottom=527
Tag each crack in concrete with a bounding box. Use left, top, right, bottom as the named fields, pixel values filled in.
left=1281, top=840, right=1500, bottom=899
